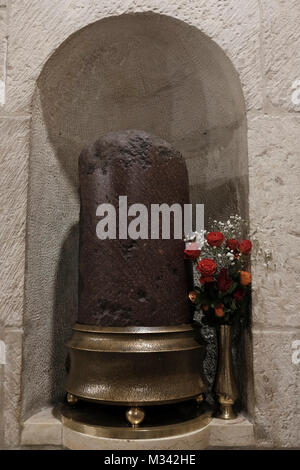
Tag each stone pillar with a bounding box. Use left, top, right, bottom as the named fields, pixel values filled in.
left=78, top=130, right=191, bottom=326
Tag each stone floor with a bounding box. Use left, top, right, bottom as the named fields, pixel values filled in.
left=21, top=408, right=254, bottom=450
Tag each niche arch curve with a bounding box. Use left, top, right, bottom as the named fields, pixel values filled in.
left=23, top=12, right=249, bottom=418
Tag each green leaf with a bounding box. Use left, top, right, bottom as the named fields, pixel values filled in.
left=227, top=282, right=238, bottom=294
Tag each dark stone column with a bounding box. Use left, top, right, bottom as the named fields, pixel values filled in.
left=78, top=130, right=191, bottom=326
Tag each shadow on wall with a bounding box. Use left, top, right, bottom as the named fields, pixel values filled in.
left=22, top=12, right=250, bottom=419
left=51, top=224, right=79, bottom=405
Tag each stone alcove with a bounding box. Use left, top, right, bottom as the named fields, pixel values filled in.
left=22, top=12, right=249, bottom=420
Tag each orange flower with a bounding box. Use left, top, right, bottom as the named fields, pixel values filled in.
left=188, top=291, right=197, bottom=303
left=215, top=304, right=225, bottom=317
left=239, top=271, right=251, bottom=286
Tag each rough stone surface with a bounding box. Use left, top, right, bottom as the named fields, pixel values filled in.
left=209, top=416, right=255, bottom=448
left=187, top=118, right=249, bottom=223
left=2, top=0, right=261, bottom=114
left=0, top=362, right=4, bottom=447
left=0, top=2, right=7, bottom=105
left=0, top=0, right=299, bottom=450
left=21, top=408, right=62, bottom=446
left=78, top=130, right=190, bottom=326
left=0, top=118, right=30, bottom=327
left=248, top=110, right=300, bottom=443
left=21, top=94, right=78, bottom=418
left=248, top=115, right=300, bottom=328
left=260, top=0, right=300, bottom=113
left=252, top=330, right=300, bottom=448
left=3, top=329, right=23, bottom=448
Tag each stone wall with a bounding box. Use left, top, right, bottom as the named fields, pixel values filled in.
left=0, top=0, right=299, bottom=448
left=23, top=12, right=248, bottom=420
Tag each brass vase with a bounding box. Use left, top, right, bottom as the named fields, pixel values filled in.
left=214, top=325, right=238, bottom=419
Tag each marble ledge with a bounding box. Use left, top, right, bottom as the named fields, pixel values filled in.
left=21, top=408, right=254, bottom=450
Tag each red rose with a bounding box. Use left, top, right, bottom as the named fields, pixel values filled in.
left=217, top=268, right=232, bottom=292
left=206, top=231, right=225, bottom=247
left=200, top=275, right=214, bottom=284
left=234, top=288, right=245, bottom=302
left=196, top=258, right=217, bottom=276
left=184, top=242, right=201, bottom=260
left=239, top=239, right=252, bottom=255
left=226, top=239, right=239, bottom=251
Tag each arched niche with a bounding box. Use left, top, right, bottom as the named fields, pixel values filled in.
left=23, top=12, right=249, bottom=419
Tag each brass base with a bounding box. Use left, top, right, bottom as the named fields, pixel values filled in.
left=217, top=403, right=237, bottom=420
left=66, top=323, right=208, bottom=406
left=61, top=401, right=212, bottom=439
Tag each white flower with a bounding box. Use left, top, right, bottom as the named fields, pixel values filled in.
left=194, top=231, right=205, bottom=249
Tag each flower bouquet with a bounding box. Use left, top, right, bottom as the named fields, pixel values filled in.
left=185, top=216, right=252, bottom=419
left=185, top=216, right=252, bottom=328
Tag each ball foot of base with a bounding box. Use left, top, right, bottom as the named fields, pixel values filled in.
left=195, top=393, right=204, bottom=405
left=125, top=407, right=145, bottom=427
left=66, top=393, right=79, bottom=406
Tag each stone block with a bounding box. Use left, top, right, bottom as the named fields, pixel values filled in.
left=0, top=2, right=7, bottom=106
left=252, top=330, right=300, bottom=447
left=248, top=115, right=300, bottom=328
left=2, top=329, right=23, bottom=448
left=261, top=0, right=300, bottom=113
left=21, top=408, right=62, bottom=446
left=0, top=362, right=4, bottom=447
left=0, top=118, right=30, bottom=327
left=209, top=416, right=255, bottom=448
